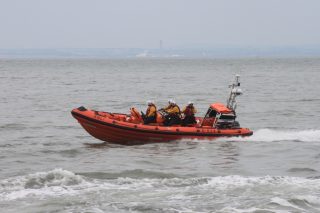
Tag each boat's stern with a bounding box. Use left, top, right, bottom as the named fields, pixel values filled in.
left=239, top=128, right=253, bottom=137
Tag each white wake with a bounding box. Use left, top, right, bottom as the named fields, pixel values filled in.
left=225, top=129, right=320, bottom=142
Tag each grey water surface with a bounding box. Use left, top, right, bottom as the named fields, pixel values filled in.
left=1, top=58, right=320, bottom=212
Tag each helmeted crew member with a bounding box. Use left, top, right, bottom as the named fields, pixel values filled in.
left=163, top=99, right=181, bottom=126
left=182, top=101, right=197, bottom=126
left=142, top=100, right=157, bottom=124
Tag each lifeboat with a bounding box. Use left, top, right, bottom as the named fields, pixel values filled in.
left=71, top=75, right=252, bottom=145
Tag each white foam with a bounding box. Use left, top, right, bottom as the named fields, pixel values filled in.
left=110, top=175, right=320, bottom=192
left=1, top=170, right=320, bottom=202
left=203, top=175, right=320, bottom=190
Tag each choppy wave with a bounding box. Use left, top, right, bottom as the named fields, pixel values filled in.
left=0, top=169, right=320, bottom=212
left=0, top=123, right=26, bottom=131
left=78, top=169, right=178, bottom=179
left=287, top=167, right=317, bottom=173
left=0, top=169, right=88, bottom=200
left=219, top=129, right=320, bottom=143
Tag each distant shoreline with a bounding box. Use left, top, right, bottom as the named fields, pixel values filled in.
left=1, top=47, right=320, bottom=59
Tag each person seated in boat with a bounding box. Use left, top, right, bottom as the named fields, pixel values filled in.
left=181, top=101, right=197, bottom=126
left=141, top=100, right=157, bottom=124
left=162, top=99, right=181, bottom=126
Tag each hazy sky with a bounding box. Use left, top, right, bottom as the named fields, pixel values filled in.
left=1, top=0, right=320, bottom=48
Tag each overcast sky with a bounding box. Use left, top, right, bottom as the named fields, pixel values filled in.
left=1, top=0, right=320, bottom=49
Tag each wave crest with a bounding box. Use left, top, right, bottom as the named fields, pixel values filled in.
left=24, top=169, right=84, bottom=189
left=1, top=168, right=84, bottom=191
left=0, top=169, right=87, bottom=200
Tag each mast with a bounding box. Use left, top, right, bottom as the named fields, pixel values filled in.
left=226, top=74, right=243, bottom=111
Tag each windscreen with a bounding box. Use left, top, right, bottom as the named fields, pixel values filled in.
left=208, top=109, right=217, bottom=118
left=219, top=114, right=235, bottom=120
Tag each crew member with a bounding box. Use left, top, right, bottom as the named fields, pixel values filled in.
left=163, top=99, right=181, bottom=126
left=182, top=101, right=197, bottom=126
left=142, top=100, right=157, bottom=124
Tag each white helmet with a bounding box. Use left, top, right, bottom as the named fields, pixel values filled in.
left=146, top=100, right=154, bottom=105
left=188, top=101, right=194, bottom=105
left=168, top=99, right=176, bottom=105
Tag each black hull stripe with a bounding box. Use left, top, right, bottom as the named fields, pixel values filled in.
left=72, top=111, right=253, bottom=137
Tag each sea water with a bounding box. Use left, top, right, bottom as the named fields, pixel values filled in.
left=1, top=58, right=320, bottom=212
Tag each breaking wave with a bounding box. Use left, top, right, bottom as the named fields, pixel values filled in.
left=1, top=169, right=320, bottom=203
left=0, top=169, right=89, bottom=200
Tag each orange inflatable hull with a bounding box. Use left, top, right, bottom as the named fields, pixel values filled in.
left=71, top=107, right=253, bottom=145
